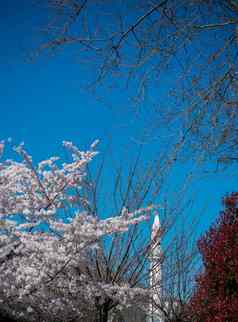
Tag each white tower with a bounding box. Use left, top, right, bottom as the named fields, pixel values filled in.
left=148, top=214, right=164, bottom=322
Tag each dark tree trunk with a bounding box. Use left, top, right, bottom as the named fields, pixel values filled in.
left=95, top=302, right=110, bottom=322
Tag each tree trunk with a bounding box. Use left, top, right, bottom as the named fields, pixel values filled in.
left=95, top=302, right=110, bottom=322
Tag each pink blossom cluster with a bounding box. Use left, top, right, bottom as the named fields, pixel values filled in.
left=0, top=141, right=151, bottom=321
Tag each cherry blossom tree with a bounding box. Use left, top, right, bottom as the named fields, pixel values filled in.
left=0, top=140, right=153, bottom=322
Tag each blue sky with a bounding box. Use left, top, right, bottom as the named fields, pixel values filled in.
left=1, top=1, right=237, bottom=239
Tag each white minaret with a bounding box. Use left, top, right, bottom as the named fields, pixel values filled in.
left=148, top=214, right=164, bottom=322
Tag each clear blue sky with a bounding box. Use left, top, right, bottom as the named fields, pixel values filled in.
left=1, top=1, right=237, bottom=238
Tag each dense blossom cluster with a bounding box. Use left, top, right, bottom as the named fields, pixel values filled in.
left=189, top=193, right=238, bottom=322
left=0, top=141, right=151, bottom=321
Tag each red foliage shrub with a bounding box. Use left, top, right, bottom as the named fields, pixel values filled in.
left=189, top=193, right=238, bottom=322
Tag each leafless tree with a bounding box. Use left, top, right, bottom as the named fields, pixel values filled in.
left=34, top=0, right=238, bottom=164
left=68, top=151, right=200, bottom=322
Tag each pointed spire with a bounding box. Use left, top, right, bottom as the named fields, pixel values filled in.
left=152, top=213, right=160, bottom=240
